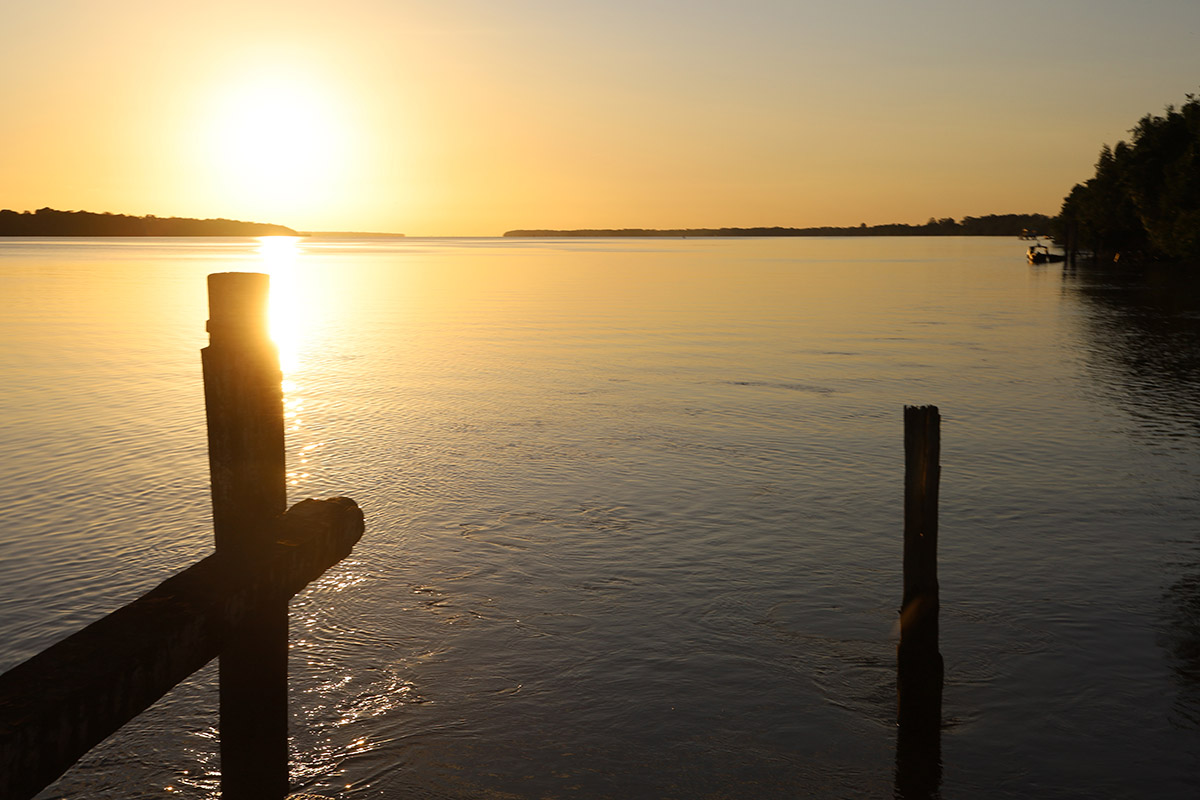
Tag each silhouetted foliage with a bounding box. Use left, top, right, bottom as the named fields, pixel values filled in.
left=0, top=208, right=298, bottom=237
left=505, top=214, right=1052, bottom=238
left=1059, top=92, right=1200, bottom=263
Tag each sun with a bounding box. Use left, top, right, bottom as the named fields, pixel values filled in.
left=203, top=71, right=353, bottom=219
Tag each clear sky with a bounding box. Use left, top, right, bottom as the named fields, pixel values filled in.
left=1, top=0, right=1198, bottom=236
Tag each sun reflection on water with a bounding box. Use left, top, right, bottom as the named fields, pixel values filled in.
left=255, top=236, right=322, bottom=498
left=256, top=236, right=303, bottom=374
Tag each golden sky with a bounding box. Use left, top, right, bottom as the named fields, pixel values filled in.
left=2, top=0, right=1198, bottom=236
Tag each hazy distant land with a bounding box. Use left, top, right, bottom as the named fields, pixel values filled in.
left=505, top=214, right=1053, bottom=238
left=509, top=88, right=1200, bottom=267
left=0, top=208, right=299, bottom=237
left=303, top=230, right=407, bottom=238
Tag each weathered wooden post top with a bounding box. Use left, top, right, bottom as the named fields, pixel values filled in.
left=207, top=271, right=272, bottom=344
left=0, top=271, right=365, bottom=800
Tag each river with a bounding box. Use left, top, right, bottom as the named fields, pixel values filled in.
left=1, top=236, right=1197, bottom=798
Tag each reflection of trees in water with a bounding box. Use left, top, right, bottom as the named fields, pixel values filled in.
left=1163, top=572, right=1200, bottom=728
left=1064, top=262, right=1200, bottom=728
left=1064, top=262, right=1200, bottom=430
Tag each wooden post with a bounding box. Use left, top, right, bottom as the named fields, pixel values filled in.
left=202, top=272, right=286, bottom=556
left=202, top=272, right=289, bottom=800
left=896, top=405, right=943, bottom=798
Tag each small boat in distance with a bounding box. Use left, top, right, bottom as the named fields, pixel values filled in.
left=1027, top=243, right=1065, bottom=264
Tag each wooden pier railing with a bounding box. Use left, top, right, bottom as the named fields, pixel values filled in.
left=0, top=272, right=363, bottom=800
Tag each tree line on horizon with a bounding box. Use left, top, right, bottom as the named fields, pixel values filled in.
left=504, top=213, right=1053, bottom=239
left=13, top=89, right=1197, bottom=254
left=1057, top=91, right=1200, bottom=263
left=0, top=207, right=298, bottom=237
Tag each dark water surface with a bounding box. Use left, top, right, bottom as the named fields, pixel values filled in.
left=1, top=236, right=1198, bottom=798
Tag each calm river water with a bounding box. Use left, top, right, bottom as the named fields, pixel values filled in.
left=1, top=236, right=1198, bottom=798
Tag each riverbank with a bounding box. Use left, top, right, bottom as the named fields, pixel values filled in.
left=0, top=208, right=297, bottom=237
left=504, top=214, right=1051, bottom=238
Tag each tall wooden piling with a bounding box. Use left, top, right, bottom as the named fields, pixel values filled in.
left=202, top=272, right=289, bottom=799
left=202, top=272, right=286, bottom=555
left=895, top=405, right=943, bottom=797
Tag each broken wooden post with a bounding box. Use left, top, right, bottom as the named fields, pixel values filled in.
left=895, top=405, right=943, bottom=797
left=0, top=497, right=364, bottom=800
left=202, top=271, right=289, bottom=800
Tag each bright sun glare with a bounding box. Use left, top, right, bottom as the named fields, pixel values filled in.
left=257, top=236, right=303, bottom=373
left=207, top=73, right=350, bottom=215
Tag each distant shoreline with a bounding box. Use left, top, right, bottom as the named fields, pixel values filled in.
left=505, top=214, right=1051, bottom=239
left=0, top=208, right=299, bottom=237
left=302, top=231, right=406, bottom=238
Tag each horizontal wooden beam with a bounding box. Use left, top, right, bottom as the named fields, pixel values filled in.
left=0, top=497, right=363, bottom=800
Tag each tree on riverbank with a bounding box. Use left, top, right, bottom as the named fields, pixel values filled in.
left=505, top=213, right=1052, bottom=238
left=1060, top=93, right=1200, bottom=262
left=0, top=207, right=298, bottom=237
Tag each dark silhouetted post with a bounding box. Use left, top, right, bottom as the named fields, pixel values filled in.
left=896, top=405, right=943, bottom=798
left=202, top=272, right=289, bottom=800
left=203, top=272, right=286, bottom=555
